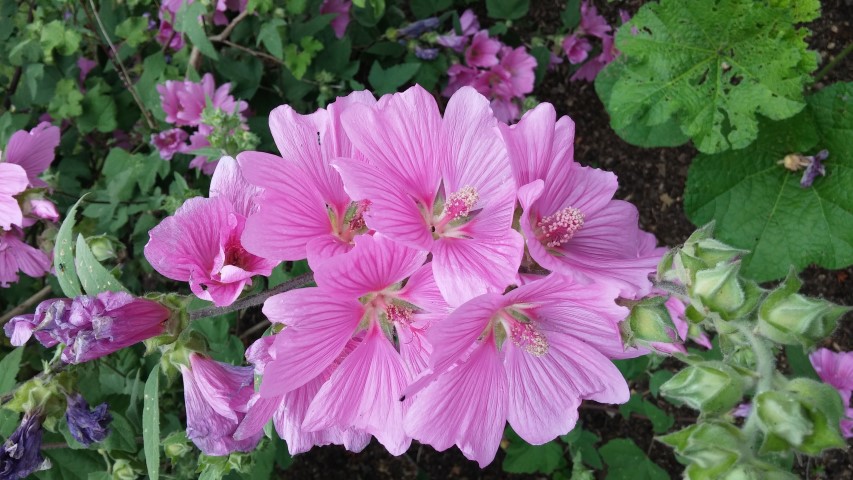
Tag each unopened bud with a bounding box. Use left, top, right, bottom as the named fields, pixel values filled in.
left=754, top=391, right=813, bottom=447
left=757, top=272, right=851, bottom=348
left=693, top=238, right=748, bottom=266
left=86, top=234, right=120, bottom=262
left=660, top=362, right=744, bottom=414
left=112, top=459, right=139, bottom=480
left=691, top=262, right=745, bottom=316
left=659, top=422, right=744, bottom=479
left=623, top=296, right=678, bottom=346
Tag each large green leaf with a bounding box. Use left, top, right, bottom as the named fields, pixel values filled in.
left=600, top=439, right=668, bottom=480
left=54, top=197, right=86, bottom=298
left=0, top=347, right=24, bottom=395
left=143, top=367, right=161, bottom=480
left=368, top=61, right=421, bottom=95
left=685, top=82, right=853, bottom=281
left=607, top=0, right=819, bottom=154
left=486, top=0, right=529, bottom=20
left=175, top=2, right=218, bottom=60
left=502, top=427, right=564, bottom=474
left=74, top=234, right=128, bottom=295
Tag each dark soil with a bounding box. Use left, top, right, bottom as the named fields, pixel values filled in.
left=282, top=1, right=853, bottom=478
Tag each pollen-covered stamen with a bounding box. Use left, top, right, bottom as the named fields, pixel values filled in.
left=510, top=322, right=548, bottom=356
left=385, top=303, right=414, bottom=324
left=537, top=206, right=584, bottom=248
left=347, top=200, right=371, bottom=232
left=442, top=185, right=479, bottom=221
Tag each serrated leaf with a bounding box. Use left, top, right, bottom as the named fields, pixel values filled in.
left=78, top=83, right=117, bottom=134
left=175, top=2, right=218, bottom=60
left=368, top=61, right=421, bottom=95
left=486, top=0, right=529, bottom=20
left=54, top=196, right=86, bottom=298
left=74, top=234, right=128, bottom=295
left=685, top=82, right=853, bottom=281
left=143, top=367, right=160, bottom=480
left=0, top=347, right=24, bottom=395
left=115, top=16, right=150, bottom=47
left=257, top=19, right=285, bottom=59
left=607, top=0, right=818, bottom=154
left=599, top=439, right=668, bottom=480
left=502, top=427, right=564, bottom=474
left=40, top=20, right=81, bottom=57
left=48, top=79, right=84, bottom=119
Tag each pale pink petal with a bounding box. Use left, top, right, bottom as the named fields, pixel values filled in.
left=303, top=326, right=412, bottom=455
left=540, top=162, right=618, bottom=220
left=498, top=104, right=557, bottom=188
left=396, top=264, right=450, bottom=314
left=11, top=239, right=51, bottom=278
left=314, top=234, right=426, bottom=298
left=4, top=122, right=60, bottom=186
left=810, top=349, right=853, bottom=399
left=210, top=156, right=260, bottom=217
left=305, top=234, right=353, bottom=271
left=404, top=338, right=507, bottom=467
left=259, top=290, right=363, bottom=397
left=234, top=394, right=281, bottom=441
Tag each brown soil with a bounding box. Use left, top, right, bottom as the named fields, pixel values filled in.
left=282, top=1, right=853, bottom=478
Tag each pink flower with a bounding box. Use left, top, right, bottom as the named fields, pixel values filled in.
left=144, top=157, right=276, bottom=306
left=2, top=122, right=61, bottom=188
left=156, top=0, right=188, bottom=50
left=22, top=197, right=60, bottom=226
left=0, top=228, right=51, bottom=287
left=465, top=31, right=501, bottom=68
left=253, top=235, right=445, bottom=455
left=499, top=104, right=662, bottom=297
left=579, top=1, right=611, bottom=39
left=181, top=353, right=263, bottom=455
left=490, top=97, right=520, bottom=124
left=570, top=34, right=618, bottom=82
left=186, top=129, right=218, bottom=175
left=437, top=9, right=479, bottom=52
left=562, top=34, right=593, bottom=64
left=495, top=46, right=536, bottom=99
left=235, top=336, right=371, bottom=455
left=443, top=64, right=479, bottom=97
left=6, top=292, right=170, bottom=363
left=77, top=57, right=98, bottom=82
left=320, top=0, right=352, bottom=39
left=334, top=86, right=524, bottom=306
left=0, top=163, right=27, bottom=231
left=404, top=274, right=630, bottom=466
left=157, top=74, right=247, bottom=127
left=809, top=348, right=853, bottom=403
left=151, top=128, right=189, bottom=161
left=842, top=409, right=853, bottom=438
left=238, top=91, right=376, bottom=270
left=213, top=0, right=247, bottom=26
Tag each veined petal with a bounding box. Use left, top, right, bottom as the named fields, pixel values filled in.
left=4, top=122, right=60, bottom=186
left=498, top=103, right=557, bottom=188
left=395, top=264, right=450, bottom=314
left=314, top=234, right=427, bottom=297
left=404, top=338, right=507, bottom=467
left=541, top=162, right=618, bottom=222
left=303, top=326, right=412, bottom=455
left=306, top=234, right=354, bottom=271
left=210, top=156, right=260, bottom=218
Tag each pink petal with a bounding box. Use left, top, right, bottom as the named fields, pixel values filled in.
left=210, top=156, right=260, bottom=218
left=314, top=234, right=426, bottom=298
left=810, top=348, right=853, bottom=397
left=395, top=264, right=450, bottom=314
left=498, top=104, right=557, bottom=188
left=404, top=338, right=507, bottom=467
left=303, top=325, right=412, bottom=455
left=259, top=290, right=363, bottom=397
left=306, top=234, right=354, bottom=271
left=541, top=162, right=618, bottom=220
left=4, top=122, right=60, bottom=186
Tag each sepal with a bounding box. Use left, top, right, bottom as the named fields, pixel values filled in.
left=660, top=362, right=744, bottom=415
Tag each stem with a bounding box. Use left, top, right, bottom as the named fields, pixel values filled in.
left=814, top=41, right=853, bottom=84
left=0, top=285, right=52, bottom=325
left=188, top=272, right=314, bottom=320
left=187, top=9, right=250, bottom=75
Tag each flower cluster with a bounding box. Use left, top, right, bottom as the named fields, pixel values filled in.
left=153, top=73, right=250, bottom=174
left=153, top=85, right=663, bottom=465
left=0, top=122, right=60, bottom=287
left=5, top=291, right=171, bottom=364
left=809, top=348, right=853, bottom=438
left=561, top=2, right=626, bottom=82
left=436, top=10, right=536, bottom=122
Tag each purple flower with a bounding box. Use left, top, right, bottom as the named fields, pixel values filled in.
left=415, top=46, right=439, bottom=60
left=562, top=34, right=593, bottom=64
left=0, top=228, right=51, bottom=287
left=0, top=413, right=50, bottom=479
left=465, top=30, right=501, bottom=68
left=437, top=9, right=479, bottom=52
left=151, top=128, right=189, bottom=161
left=398, top=17, right=440, bottom=39
left=181, top=353, right=263, bottom=456
left=77, top=58, right=98, bottom=83
left=65, top=394, right=112, bottom=446
left=5, top=292, right=171, bottom=364
left=800, top=149, right=829, bottom=188
left=320, top=0, right=352, bottom=39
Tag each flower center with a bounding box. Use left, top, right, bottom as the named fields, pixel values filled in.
left=331, top=200, right=371, bottom=243
left=495, top=309, right=549, bottom=357
left=385, top=303, right=414, bottom=324
left=536, top=206, right=584, bottom=248
left=431, top=185, right=479, bottom=236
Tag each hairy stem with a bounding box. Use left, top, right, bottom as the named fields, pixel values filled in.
left=188, top=272, right=314, bottom=320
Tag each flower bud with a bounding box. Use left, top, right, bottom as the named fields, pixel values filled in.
left=784, top=378, right=847, bottom=454
left=754, top=391, right=813, bottom=448
left=692, top=238, right=748, bottom=267
left=623, top=296, right=678, bottom=346
left=757, top=272, right=851, bottom=348
left=163, top=431, right=193, bottom=462
left=65, top=394, right=112, bottom=446
left=690, top=262, right=746, bottom=317
left=660, top=362, right=744, bottom=414
left=659, top=422, right=744, bottom=479
left=86, top=234, right=120, bottom=262
left=111, top=459, right=139, bottom=480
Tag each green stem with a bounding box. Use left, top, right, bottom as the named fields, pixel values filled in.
left=188, top=272, right=314, bottom=320
left=814, top=41, right=853, bottom=84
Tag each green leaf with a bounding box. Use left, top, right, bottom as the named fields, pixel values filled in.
left=137, top=53, right=168, bottom=117
left=606, top=0, right=818, bottom=154
left=530, top=46, right=551, bottom=86
left=599, top=439, right=668, bottom=480
left=78, top=83, right=117, bottom=133
left=561, top=427, right=602, bottom=469
left=257, top=19, right=285, bottom=59
left=595, top=58, right=690, bottom=148
left=35, top=449, right=104, bottom=480
left=649, top=370, right=675, bottom=397
left=115, top=16, right=150, bottom=47
left=486, top=0, right=529, bottom=20
left=411, top=0, right=452, bottom=18
left=143, top=367, right=161, bottom=480
left=48, top=79, right=84, bottom=120
left=561, top=0, right=582, bottom=29
left=502, top=427, right=564, bottom=474
left=175, top=2, right=218, bottom=60
left=785, top=345, right=820, bottom=380
left=40, top=20, right=81, bottom=57
left=0, top=348, right=24, bottom=395
left=103, top=413, right=138, bottom=452
left=54, top=196, right=86, bottom=298
left=74, top=234, right=128, bottom=295
left=684, top=82, right=853, bottom=281
left=368, top=61, right=421, bottom=95
left=618, top=394, right=675, bottom=434
left=289, top=14, right=335, bottom=41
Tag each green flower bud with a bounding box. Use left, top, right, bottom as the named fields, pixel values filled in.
left=754, top=391, right=813, bottom=447
left=163, top=431, right=192, bottom=463
left=660, top=422, right=744, bottom=480
left=623, top=296, right=678, bottom=346
left=111, top=459, right=139, bottom=480
left=660, top=362, right=744, bottom=414
left=757, top=272, right=851, bottom=348
left=86, top=234, right=120, bottom=262
left=691, top=262, right=746, bottom=317
left=784, top=378, right=847, bottom=454
left=718, top=463, right=798, bottom=480
left=692, top=238, right=748, bottom=267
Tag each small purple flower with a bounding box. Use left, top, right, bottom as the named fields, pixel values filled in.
left=151, top=128, right=189, bottom=161
left=65, top=394, right=112, bottom=446
left=5, top=292, right=171, bottom=364
left=800, top=149, right=829, bottom=188
left=415, top=46, right=439, bottom=60
left=398, top=17, right=440, bottom=39
left=0, top=413, right=50, bottom=479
